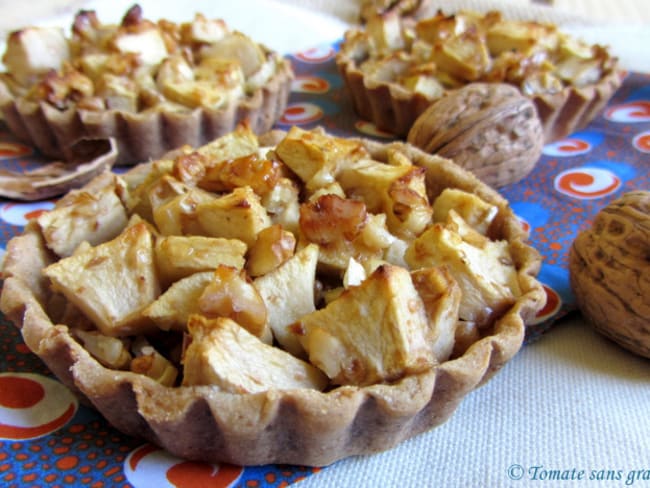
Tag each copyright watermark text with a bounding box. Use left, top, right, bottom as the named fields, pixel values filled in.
left=507, top=465, right=650, bottom=485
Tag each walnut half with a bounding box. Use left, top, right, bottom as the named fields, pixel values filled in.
left=569, top=191, right=650, bottom=358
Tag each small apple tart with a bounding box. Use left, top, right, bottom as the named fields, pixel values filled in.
left=336, top=9, right=624, bottom=140
left=0, top=5, right=292, bottom=164
left=0, top=125, right=545, bottom=466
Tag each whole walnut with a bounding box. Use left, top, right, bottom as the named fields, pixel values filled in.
left=407, top=83, right=544, bottom=188
left=569, top=191, right=650, bottom=358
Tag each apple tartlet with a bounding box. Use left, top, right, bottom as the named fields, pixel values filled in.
left=0, top=5, right=293, bottom=164
left=336, top=9, right=624, bottom=140
left=0, top=126, right=545, bottom=466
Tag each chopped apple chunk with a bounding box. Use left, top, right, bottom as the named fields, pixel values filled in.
left=146, top=176, right=192, bottom=218
left=37, top=173, right=128, bottom=258
left=339, top=157, right=432, bottom=239
left=366, top=10, right=405, bottom=53
left=294, top=264, right=435, bottom=386
left=169, top=126, right=269, bottom=191
left=143, top=271, right=213, bottom=331
left=411, top=266, right=461, bottom=361
left=194, top=123, right=259, bottom=169
left=201, top=32, right=266, bottom=77
left=152, top=187, right=216, bottom=236
left=155, top=235, right=246, bottom=285
left=2, top=26, right=70, bottom=85
left=161, top=70, right=243, bottom=109
left=430, top=32, right=490, bottom=81
left=113, top=24, right=168, bottom=66
left=182, top=315, right=328, bottom=393
left=275, top=127, right=368, bottom=190
left=254, top=244, right=318, bottom=356
left=43, top=221, right=160, bottom=336
left=405, top=210, right=520, bottom=327
left=431, top=188, right=498, bottom=235
left=123, top=159, right=175, bottom=221
left=260, top=177, right=301, bottom=235
left=486, top=20, right=554, bottom=56
left=196, top=186, right=272, bottom=247
left=182, top=13, right=227, bottom=44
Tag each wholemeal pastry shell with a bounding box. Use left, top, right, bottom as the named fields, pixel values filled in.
left=0, top=62, right=292, bottom=165
left=0, top=138, right=545, bottom=467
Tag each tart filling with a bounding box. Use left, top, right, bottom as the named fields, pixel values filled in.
left=0, top=126, right=545, bottom=465
left=0, top=5, right=293, bottom=164
left=337, top=9, right=624, bottom=139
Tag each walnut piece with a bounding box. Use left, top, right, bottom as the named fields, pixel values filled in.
left=406, top=82, right=544, bottom=188
left=569, top=191, right=650, bottom=358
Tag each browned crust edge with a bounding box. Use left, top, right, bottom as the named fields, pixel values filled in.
left=0, top=139, right=545, bottom=467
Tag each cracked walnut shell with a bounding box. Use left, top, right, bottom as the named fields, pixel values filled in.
left=569, top=191, right=650, bottom=358
left=407, top=83, right=544, bottom=188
